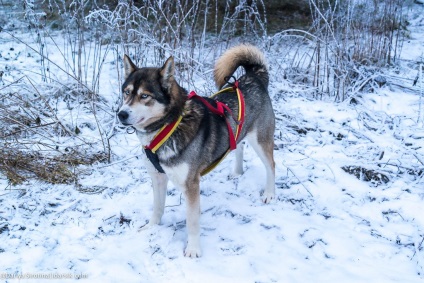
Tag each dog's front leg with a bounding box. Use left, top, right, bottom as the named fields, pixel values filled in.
left=149, top=172, right=168, bottom=225
left=138, top=149, right=168, bottom=230
left=163, top=163, right=202, bottom=257
left=233, top=141, right=244, bottom=176
left=139, top=171, right=168, bottom=231
left=183, top=178, right=201, bottom=258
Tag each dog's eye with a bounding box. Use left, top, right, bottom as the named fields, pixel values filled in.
left=124, top=90, right=131, bottom=96
left=140, top=94, right=149, bottom=99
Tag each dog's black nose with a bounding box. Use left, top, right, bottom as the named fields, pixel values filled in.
left=118, top=111, right=129, bottom=123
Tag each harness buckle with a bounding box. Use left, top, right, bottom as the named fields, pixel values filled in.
left=224, top=76, right=237, bottom=87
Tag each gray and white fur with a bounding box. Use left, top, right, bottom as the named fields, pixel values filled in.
left=118, top=44, right=275, bottom=258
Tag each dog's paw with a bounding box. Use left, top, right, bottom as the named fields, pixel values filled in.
left=184, top=243, right=202, bottom=258
left=262, top=191, right=275, bottom=204
left=232, top=167, right=244, bottom=177
left=228, top=172, right=242, bottom=180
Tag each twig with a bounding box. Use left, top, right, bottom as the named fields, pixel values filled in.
left=413, top=154, right=424, bottom=167
left=418, top=63, right=423, bottom=124
left=166, top=193, right=183, bottom=208
left=24, top=75, right=76, bottom=138
left=284, top=165, right=313, bottom=197
left=0, top=76, right=26, bottom=91
left=0, top=113, right=58, bottom=142
left=2, top=30, right=91, bottom=90
left=95, top=155, right=139, bottom=169
left=345, top=127, right=374, bottom=143
left=412, top=235, right=424, bottom=260
left=0, top=122, right=56, bottom=138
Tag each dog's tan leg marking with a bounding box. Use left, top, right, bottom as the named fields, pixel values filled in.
left=247, top=131, right=275, bottom=203
left=183, top=178, right=201, bottom=258
left=163, top=163, right=202, bottom=258
left=233, top=142, right=244, bottom=176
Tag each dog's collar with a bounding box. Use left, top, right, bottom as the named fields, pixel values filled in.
left=144, top=79, right=245, bottom=175
left=145, top=115, right=183, bottom=153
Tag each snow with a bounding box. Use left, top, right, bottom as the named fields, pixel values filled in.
left=1, top=2, right=424, bottom=283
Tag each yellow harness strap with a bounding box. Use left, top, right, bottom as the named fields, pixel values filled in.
left=145, top=84, right=244, bottom=176
left=200, top=86, right=244, bottom=176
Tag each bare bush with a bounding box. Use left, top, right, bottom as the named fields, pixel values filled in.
left=0, top=78, right=108, bottom=185
left=0, top=0, right=414, bottom=186
left=86, top=0, right=268, bottom=89
left=0, top=0, right=269, bottom=185
left=268, top=0, right=409, bottom=101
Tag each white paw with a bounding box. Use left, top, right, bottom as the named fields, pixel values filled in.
left=233, top=167, right=244, bottom=177
left=184, top=242, right=202, bottom=258
left=262, top=191, right=275, bottom=204
left=228, top=172, right=242, bottom=179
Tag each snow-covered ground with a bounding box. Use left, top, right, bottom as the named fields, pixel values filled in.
left=1, top=3, right=424, bottom=283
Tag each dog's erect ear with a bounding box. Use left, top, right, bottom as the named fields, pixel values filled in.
left=160, top=56, right=175, bottom=89
left=123, top=54, right=137, bottom=79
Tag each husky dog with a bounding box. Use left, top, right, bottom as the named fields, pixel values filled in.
left=118, top=44, right=275, bottom=257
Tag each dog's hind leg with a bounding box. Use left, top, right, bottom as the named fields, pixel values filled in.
left=246, top=130, right=275, bottom=203
left=233, top=142, right=244, bottom=176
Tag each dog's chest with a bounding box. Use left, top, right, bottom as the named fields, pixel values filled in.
left=136, top=131, right=155, bottom=145
left=159, top=140, right=179, bottom=160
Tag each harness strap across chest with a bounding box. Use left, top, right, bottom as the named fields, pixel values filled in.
left=144, top=80, right=245, bottom=176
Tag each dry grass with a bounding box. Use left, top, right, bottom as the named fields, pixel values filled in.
left=0, top=145, right=107, bottom=185
left=341, top=165, right=390, bottom=186
left=0, top=83, right=109, bottom=186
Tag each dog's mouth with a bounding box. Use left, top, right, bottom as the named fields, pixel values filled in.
left=119, top=117, right=144, bottom=127
left=135, top=117, right=145, bottom=125
left=131, top=115, right=164, bottom=129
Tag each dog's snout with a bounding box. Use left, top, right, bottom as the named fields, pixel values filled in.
left=118, top=111, right=129, bottom=123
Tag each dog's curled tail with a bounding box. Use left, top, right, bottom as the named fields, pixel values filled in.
left=214, top=44, right=268, bottom=89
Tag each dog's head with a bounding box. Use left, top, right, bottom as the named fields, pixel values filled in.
left=118, top=55, right=185, bottom=132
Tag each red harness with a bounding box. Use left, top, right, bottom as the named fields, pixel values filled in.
left=145, top=80, right=245, bottom=175
left=187, top=81, right=244, bottom=150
